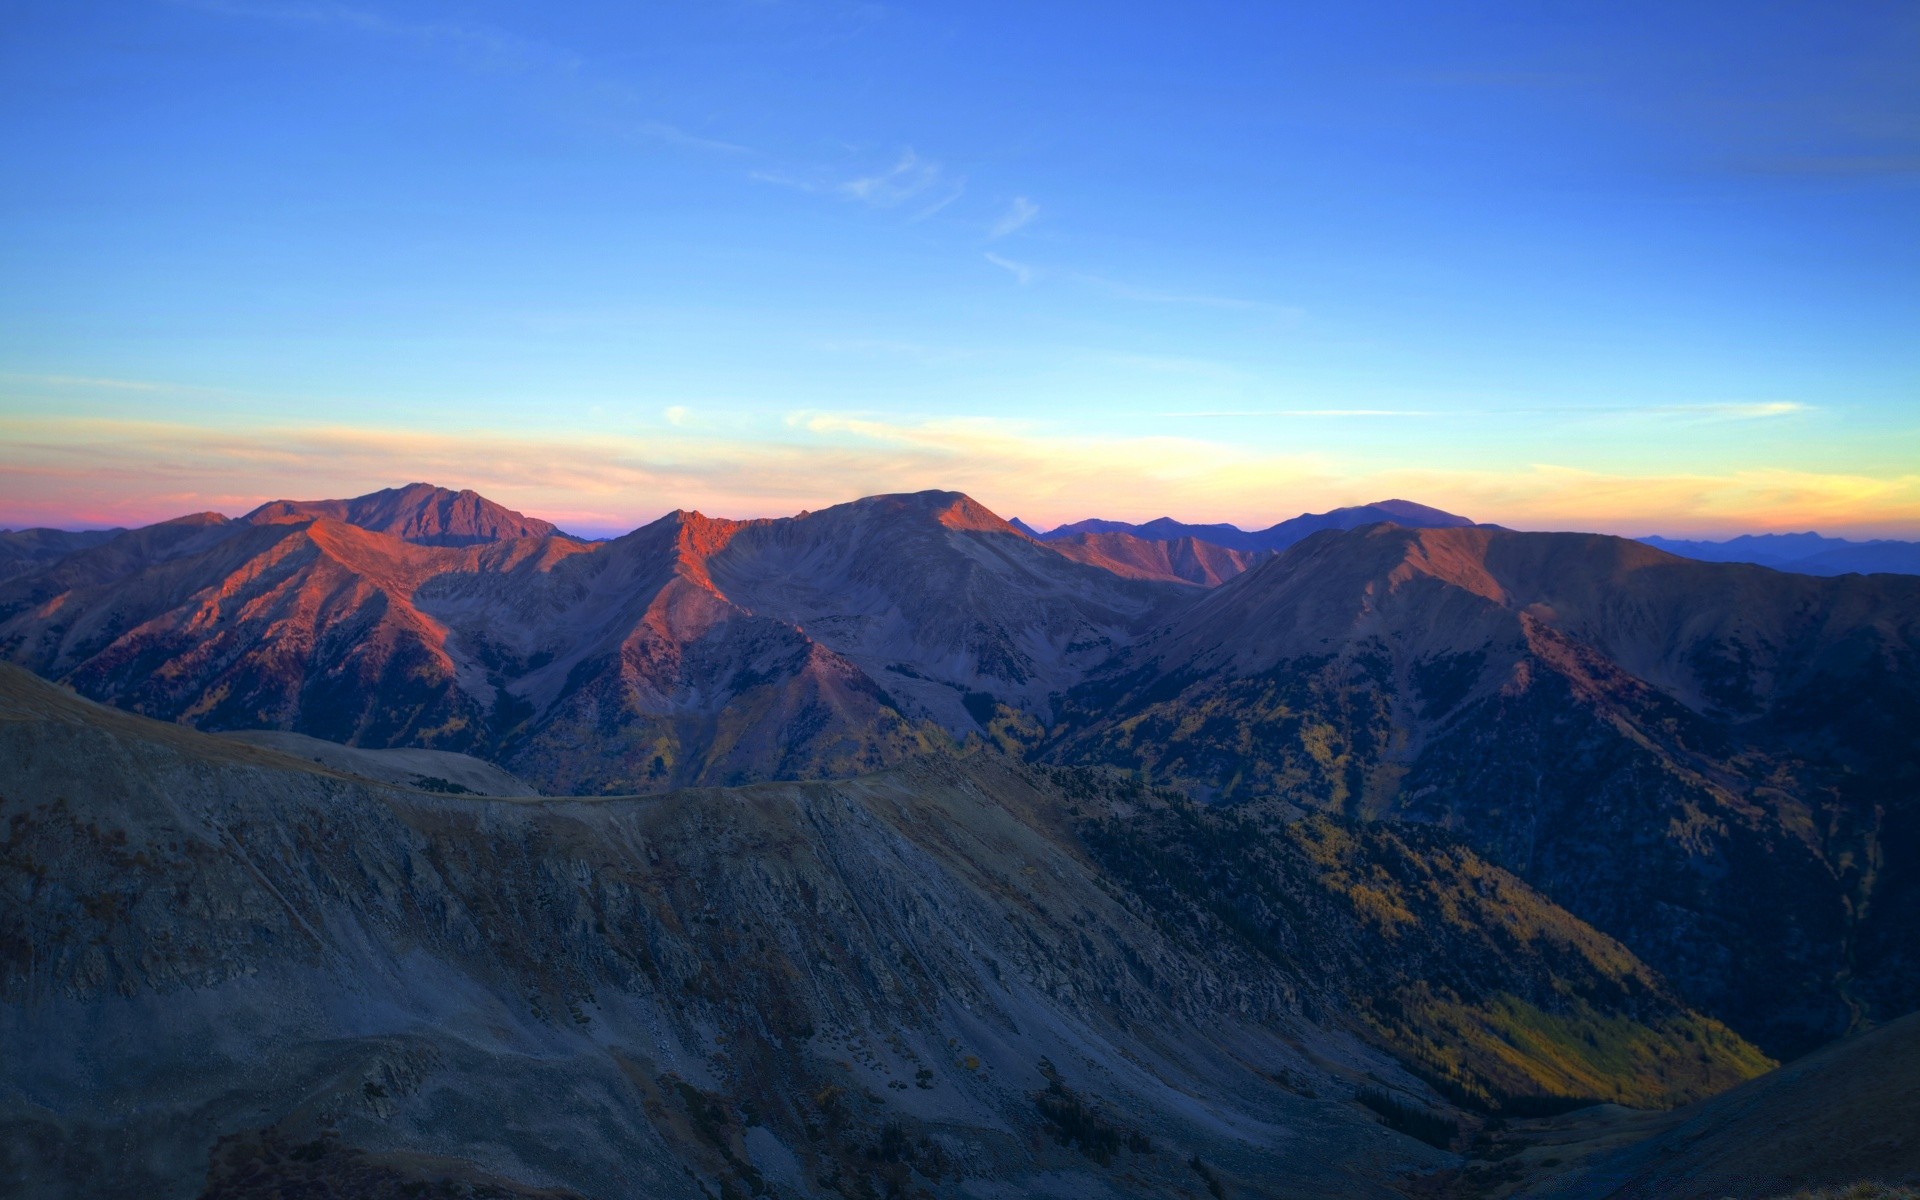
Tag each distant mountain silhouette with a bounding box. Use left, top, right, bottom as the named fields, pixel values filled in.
left=0, top=526, right=124, bottom=582
left=1032, top=498, right=1475, bottom=553
left=1642, top=531, right=1920, bottom=576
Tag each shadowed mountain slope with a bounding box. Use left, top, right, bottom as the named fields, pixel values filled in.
left=244, top=482, right=564, bottom=546
left=1050, top=523, right=1920, bottom=1056
left=0, top=664, right=1765, bottom=1199
left=1539, top=1010, right=1920, bottom=1199
left=1043, top=530, right=1270, bottom=585
left=0, top=528, right=124, bottom=583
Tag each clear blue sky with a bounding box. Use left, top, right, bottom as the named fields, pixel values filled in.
left=2, top=1, right=1916, bottom=536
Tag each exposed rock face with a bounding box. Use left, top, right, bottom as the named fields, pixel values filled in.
left=0, top=666, right=1760, bottom=1199
left=243, top=483, right=563, bottom=546
left=1051, top=523, right=1920, bottom=1056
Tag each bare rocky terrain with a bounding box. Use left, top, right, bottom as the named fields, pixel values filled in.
left=2, top=665, right=1763, bottom=1199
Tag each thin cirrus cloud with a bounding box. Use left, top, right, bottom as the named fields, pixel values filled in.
left=838, top=149, right=951, bottom=207
left=987, top=196, right=1039, bottom=239
left=752, top=149, right=967, bottom=219
left=979, top=257, right=1294, bottom=316
left=1161, top=401, right=1811, bottom=422
left=1162, top=409, right=1438, bottom=418
left=5, top=410, right=1917, bottom=539
left=983, top=252, right=1035, bottom=285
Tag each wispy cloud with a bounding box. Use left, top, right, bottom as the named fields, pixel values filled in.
left=1067, top=272, right=1307, bottom=321
left=838, top=149, right=945, bottom=206
left=1162, top=408, right=1438, bottom=418
left=3, top=411, right=1916, bottom=538
left=1, top=372, right=169, bottom=392
left=753, top=148, right=966, bottom=216
left=1667, top=401, right=1811, bottom=420
left=987, top=196, right=1039, bottom=239
left=1158, top=401, right=1809, bottom=422
left=814, top=338, right=980, bottom=366
left=1544, top=400, right=1816, bottom=425
left=983, top=252, right=1035, bottom=285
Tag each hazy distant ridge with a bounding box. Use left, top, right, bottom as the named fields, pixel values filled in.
left=1640, top=532, right=1920, bottom=576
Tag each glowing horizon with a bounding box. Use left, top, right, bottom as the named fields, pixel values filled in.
left=6, top=397, right=1917, bottom=542
left=3, top=5, right=1915, bottom=541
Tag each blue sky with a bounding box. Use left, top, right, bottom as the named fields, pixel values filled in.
left=2, top=1, right=1916, bottom=536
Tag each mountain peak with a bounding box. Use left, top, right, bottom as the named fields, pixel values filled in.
left=1363, top=498, right=1476, bottom=526
left=931, top=492, right=1015, bottom=532
left=243, top=483, right=562, bottom=547
left=825, top=490, right=1020, bottom=535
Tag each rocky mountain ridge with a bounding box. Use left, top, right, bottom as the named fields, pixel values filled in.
left=1018, top=499, right=1475, bottom=555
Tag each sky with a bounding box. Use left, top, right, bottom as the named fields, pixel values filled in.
left=2, top=1, right=1917, bottom=538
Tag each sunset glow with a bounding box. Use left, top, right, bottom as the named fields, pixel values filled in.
left=3, top=3, right=1916, bottom=536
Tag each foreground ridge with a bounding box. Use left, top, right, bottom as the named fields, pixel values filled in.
left=2, top=663, right=1764, bottom=1198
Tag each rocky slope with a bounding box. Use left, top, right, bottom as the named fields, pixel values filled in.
left=0, top=665, right=1764, bottom=1199
left=1049, top=523, right=1920, bottom=1056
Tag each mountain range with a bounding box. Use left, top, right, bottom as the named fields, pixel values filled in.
left=1013, top=498, right=1477, bottom=552
left=1639, top=531, right=1920, bottom=577
left=3, top=481, right=1918, bottom=1197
